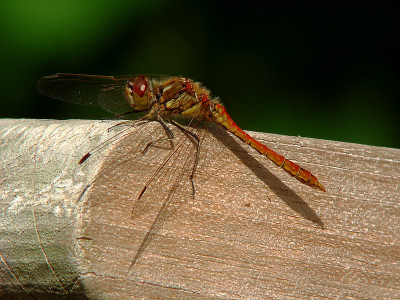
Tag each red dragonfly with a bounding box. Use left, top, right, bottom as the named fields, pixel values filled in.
left=38, top=73, right=326, bottom=192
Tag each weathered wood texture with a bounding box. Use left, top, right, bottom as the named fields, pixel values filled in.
left=1, top=118, right=399, bottom=299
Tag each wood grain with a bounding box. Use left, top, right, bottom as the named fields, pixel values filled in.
left=1, top=118, right=399, bottom=299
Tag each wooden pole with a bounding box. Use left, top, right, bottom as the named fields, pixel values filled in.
left=1, top=119, right=399, bottom=299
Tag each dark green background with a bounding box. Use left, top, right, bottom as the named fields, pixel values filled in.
left=1, top=1, right=399, bottom=148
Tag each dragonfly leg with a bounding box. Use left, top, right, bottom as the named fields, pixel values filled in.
left=102, top=110, right=138, bottom=121
left=108, top=107, right=160, bottom=132
left=170, top=120, right=200, bottom=195
left=141, top=117, right=175, bottom=154
left=106, top=119, right=148, bottom=132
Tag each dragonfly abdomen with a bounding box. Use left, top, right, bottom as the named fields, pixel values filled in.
left=210, top=103, right=326, bottom=192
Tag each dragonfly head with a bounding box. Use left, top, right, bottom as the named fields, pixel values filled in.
left=125, top=75, right=153, bottom=111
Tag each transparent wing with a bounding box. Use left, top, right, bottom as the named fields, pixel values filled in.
left=82, top=121, right=199, bottom=268
left=37, top=73, right=134, bottom=114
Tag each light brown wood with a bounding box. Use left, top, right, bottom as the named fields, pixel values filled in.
left=1, top=118, right=399, bottom=299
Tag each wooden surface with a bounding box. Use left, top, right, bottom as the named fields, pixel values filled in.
left=1, top=118, right=399, bottom=299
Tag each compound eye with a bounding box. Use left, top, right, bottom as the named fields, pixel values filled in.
left=132, top=76, right=148, bottom=97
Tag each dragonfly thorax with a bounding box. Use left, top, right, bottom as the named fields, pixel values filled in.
left=156, top=77, right=216, bottom=121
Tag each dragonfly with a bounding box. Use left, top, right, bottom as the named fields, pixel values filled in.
left=37, top=73, right=326, bottom=269
left=37, top=73, right=326, bottom=192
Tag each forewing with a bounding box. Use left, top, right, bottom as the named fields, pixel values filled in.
left=37, top=73, right=134, bottom=114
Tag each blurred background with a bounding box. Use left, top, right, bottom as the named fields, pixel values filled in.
left=0, top=1, right=399, bottom=148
